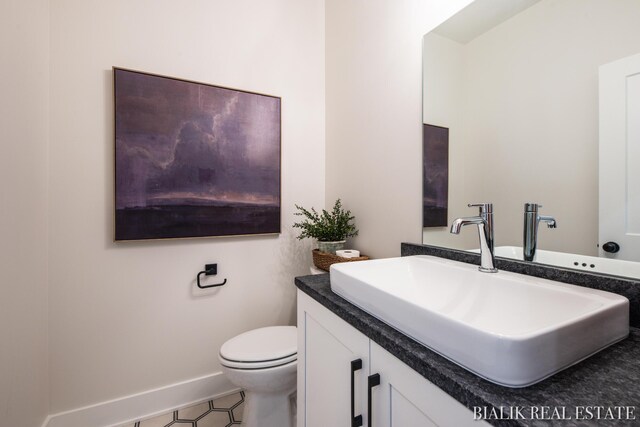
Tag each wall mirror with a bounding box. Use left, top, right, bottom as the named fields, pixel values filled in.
left=421, top=0, right=640, bottom=279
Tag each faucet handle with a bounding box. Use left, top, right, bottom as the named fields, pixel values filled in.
left=524, top=203, right=542, bottom=212
left=468, top=203, right=493, bottom=214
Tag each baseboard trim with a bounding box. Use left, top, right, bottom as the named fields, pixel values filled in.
left=42, top=372, right=237, bottom=427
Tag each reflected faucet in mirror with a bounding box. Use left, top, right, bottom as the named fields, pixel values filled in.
left=450, top=203, right=497, bottom=273
left=523, top=203, right=557, bottom=262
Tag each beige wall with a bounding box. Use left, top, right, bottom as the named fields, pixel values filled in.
left=325, top=0, right=474, bottom=258
left=0, top=0, right=50, bottom=426
left=423, top=0, right=640, bottom=255
left=48, top=0, right=325, bottom=412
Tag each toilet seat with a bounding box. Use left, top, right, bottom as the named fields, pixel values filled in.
left=220, top=354, right=297, bottom=370
left=219, top=326, right=297, bottom=370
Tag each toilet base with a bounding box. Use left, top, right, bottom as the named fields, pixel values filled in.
left=241, top=389, right=296, bottom=427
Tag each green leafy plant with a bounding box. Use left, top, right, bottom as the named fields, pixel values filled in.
left=293, top=199, right=358, bottom=242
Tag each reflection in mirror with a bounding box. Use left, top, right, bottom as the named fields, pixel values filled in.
left=421, top=0, right=640, bottom=278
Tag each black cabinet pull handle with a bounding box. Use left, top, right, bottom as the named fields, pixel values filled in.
left=367, top=373, right=380, bottom=427
left=351, top=359, right=363, bottom=427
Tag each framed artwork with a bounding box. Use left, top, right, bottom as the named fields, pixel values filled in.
left=423, top=124, right=449, bottom=227
left=114, top=68, right=281, bottom=241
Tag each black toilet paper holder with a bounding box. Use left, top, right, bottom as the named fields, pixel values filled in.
left=197, top=264, right=228, bottom=289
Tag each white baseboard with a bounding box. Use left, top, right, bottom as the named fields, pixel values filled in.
left=42, top=372, right=238, bottom=427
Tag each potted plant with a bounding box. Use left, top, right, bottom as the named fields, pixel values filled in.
left=293, top=199, right=358, bottom=254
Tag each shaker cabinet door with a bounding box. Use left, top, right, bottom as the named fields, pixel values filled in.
left=369, top=341, right=488, bottom=427
left=297, top=291, right=369, bottom=427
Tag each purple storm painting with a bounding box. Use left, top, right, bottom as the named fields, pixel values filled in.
left=423, top=124, right=449, bottom=228
left=114, top=68, right=281, bottom=241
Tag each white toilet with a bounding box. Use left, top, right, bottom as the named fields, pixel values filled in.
left=219, top=326, right=297, bottom=427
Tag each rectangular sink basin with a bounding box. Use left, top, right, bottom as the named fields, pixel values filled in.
left=330, top=255, right=629, bottom=387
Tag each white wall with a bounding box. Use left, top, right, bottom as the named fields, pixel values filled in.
left=422, top=0, right=640, bottom=255
left=48, top=0, right=325, bottom=413
left=0, top=0, right=50, bottom=426
left=325, top=0, right=474, bottom=258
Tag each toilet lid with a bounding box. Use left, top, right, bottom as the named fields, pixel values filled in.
left=220, top=326, right=297, bottom=364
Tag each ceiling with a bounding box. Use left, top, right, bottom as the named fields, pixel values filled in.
left=432, top=0, right=542, bottom=44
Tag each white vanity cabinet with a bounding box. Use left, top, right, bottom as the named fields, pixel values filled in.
left=297, top=291, right=488, bottom=427
left=370, top=341, right=488, bottom=427
left=297, top=291, right=369, bottom=427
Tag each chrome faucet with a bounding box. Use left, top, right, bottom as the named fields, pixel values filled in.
left=450, top=203, right=497, bottom=273
left=523, top=203, right=557, bottom=261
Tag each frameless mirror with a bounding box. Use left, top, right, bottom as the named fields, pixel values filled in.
left=421, top=0, right=640, bottom=279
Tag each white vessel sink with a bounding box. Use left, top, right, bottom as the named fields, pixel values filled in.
left=330, top=255, right=629, bottom=387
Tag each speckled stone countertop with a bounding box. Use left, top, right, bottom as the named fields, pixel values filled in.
left=295, top=273, right=640, bottom=427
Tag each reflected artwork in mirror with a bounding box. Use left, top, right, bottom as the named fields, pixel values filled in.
left=421, top=0, right=640, bottom=279
left=423, top=124, right=449, bottom=228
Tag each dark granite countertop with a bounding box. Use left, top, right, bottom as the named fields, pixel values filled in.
left=295, top=273, right=640, bottom=427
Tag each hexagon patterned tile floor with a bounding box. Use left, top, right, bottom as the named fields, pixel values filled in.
left=120, top=391, right=244, bottom=427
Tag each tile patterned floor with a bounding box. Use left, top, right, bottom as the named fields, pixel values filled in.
left=120, top=391, right=244, bottom=427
